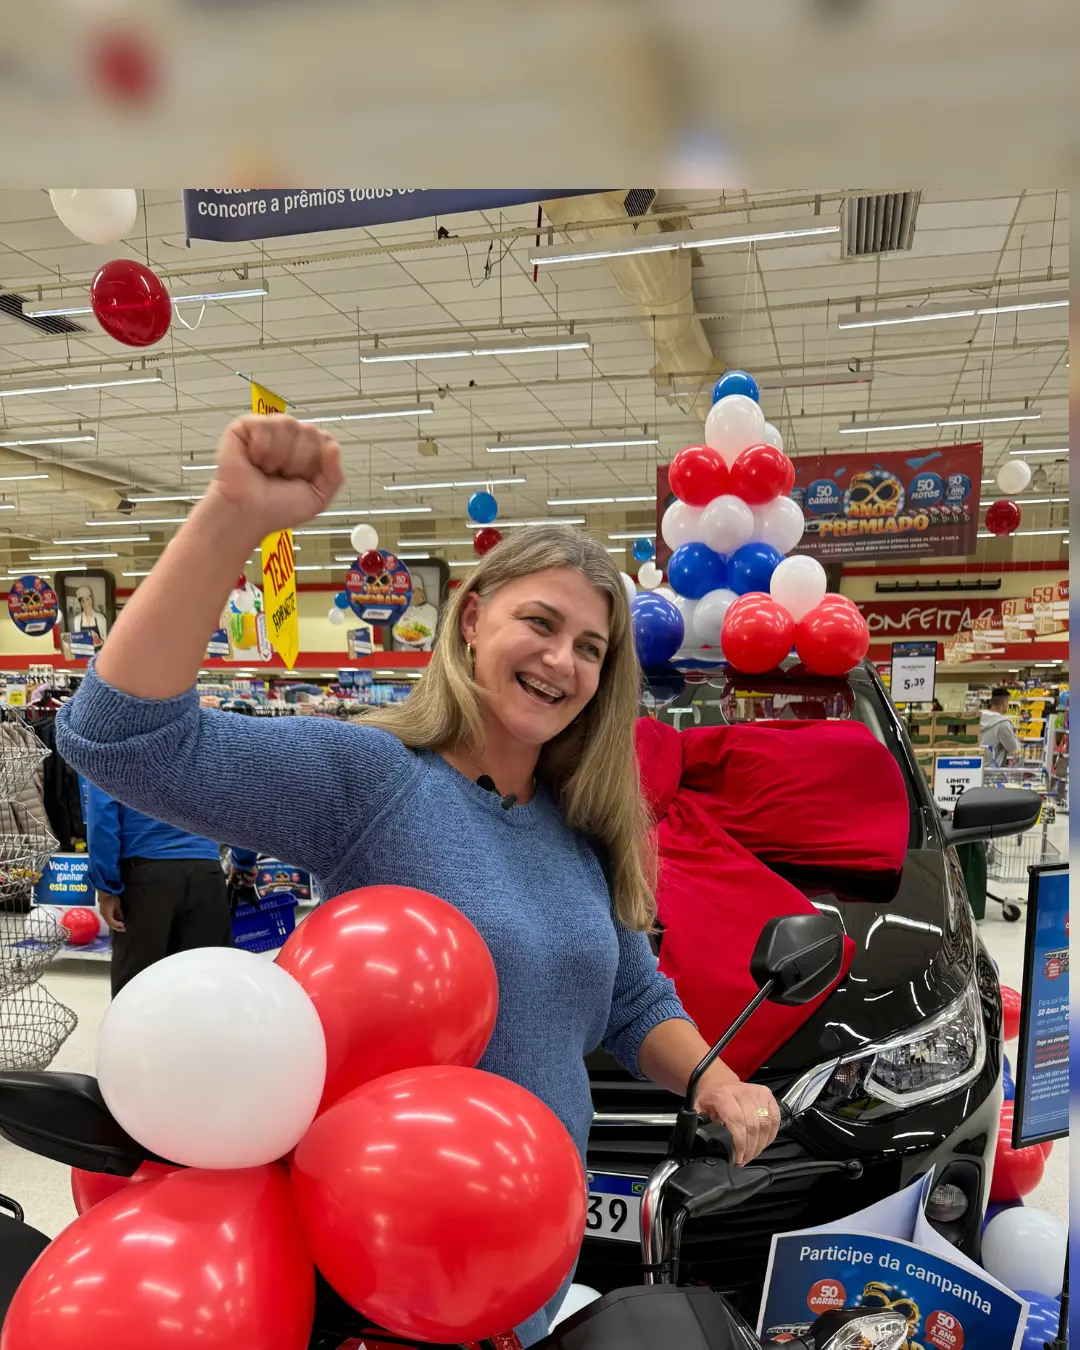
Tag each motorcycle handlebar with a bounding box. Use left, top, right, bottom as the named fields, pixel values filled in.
left=693, top=1100, right=793, bottom=1164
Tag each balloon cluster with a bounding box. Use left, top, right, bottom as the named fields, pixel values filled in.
left=986, top=459, right=1031, bottom=537
left=468, top=490, right=504, bottom=555
left=328, top=523, right=381, bottom=624
left=632, top=370, right=870, bottom=676
left=7, top=889, right=586, bottom=1349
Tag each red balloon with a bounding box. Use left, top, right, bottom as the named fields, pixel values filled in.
left=1000, top=984, right=1022, bottom=1041
left=59, top=906, right=100, bottom=946
left=721, top=593, right=796, bottom=674
left=71, top=1160, right=180, bottom=1216
left=728, top=444, right=793, bottom=505
left=359, top=548, right=385, bottom=574
left=794, top=596, right=871, bottom=676
left=276, top=887, right=498, bottom=1113
left=4, top=1165, right=314, bottom=1350
left=991, top=1102, right=1046, bottom=1202
left=669, top=444, right=730, bottom=507
left=474, top=526, right=503, bottom=556
left=90, top=258, right=172, bottom=347
left=985, top=499, right=1022, bottom=536
left=290, top=1065, right=586, bottom=1343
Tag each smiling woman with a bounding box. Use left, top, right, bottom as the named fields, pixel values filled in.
left=55, top=413, right=781, bottom=1347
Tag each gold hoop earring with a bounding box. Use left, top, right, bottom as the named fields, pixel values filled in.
left=466, top=642, right=476, bottom=675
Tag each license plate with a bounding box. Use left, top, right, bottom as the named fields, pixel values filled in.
left=586, top=1172, right=645, bottom=1243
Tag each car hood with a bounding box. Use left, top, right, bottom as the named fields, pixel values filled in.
left=760, top=812, right=975, bottom=1074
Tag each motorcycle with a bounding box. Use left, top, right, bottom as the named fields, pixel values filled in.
left=0, top=914, right=908, bottom=1350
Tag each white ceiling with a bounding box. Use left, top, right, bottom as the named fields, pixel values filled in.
left=0, top=188, right=1067, bottom=580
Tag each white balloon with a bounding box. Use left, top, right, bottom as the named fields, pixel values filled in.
left=619, top=572, right=637, bottom=605
left=327, top=606, right=346, bottom=625
left=97, top=947, right=327, bottom=1170
left=752, top=496, right=805, bottom=554
left=49, top=188, right=138, bottom=245
left=704, top=393, right=766, bottom=467
left=671, top=593, right=699, bottom=642
left=981, top=1206, right=1067, bottom=1298
left=661, top=500, right=705, bottom=551
left=700, top=494, right=755, bottom=554
left=770, top=555, right=827, bottom=623
left=23, top=905, right=63, bottom=941
left=996, top=460, right=1032, bottom=495
left=761, top=421, right=784, bottom=452
left=693, top=587, right=737, bottom=646
left=350, top=523, right=379, bottom=555
left=231, top=586, right=256, bottom=614
left=638, top=561, right=663, bottom=591
left=655, top=586, right=677, bottom=601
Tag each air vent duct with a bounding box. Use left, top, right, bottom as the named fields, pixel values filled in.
left=0, top=294, right=87, bottom=337
left=622, top=189, right=658, bottom=223
left=841, top=191, right=921, bottom=257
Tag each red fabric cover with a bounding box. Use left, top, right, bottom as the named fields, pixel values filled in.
left=636, top=717, right=907, bottom=1079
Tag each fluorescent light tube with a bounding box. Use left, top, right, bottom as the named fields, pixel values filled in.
left=395, top=552, right=431, bottom=560
left=84, top=516, right=188, bottom=526
left=530, top=221, right=839, bottom=267
left=315, top=506, right=432, bottom=518
left=30, top=551, right=119, bottom=561
left=360, top=334, right=590, bottom=363
left=448, top=560, right=477, bottom=568
left=23, top=283, right=270, bottom=319
left=0, top=434, right=95, bottom=448
left=0, top=373, right=163, bottom=399
left=306, top=403, right=434, bottom=423
left=464, top=517, right=585, bottom=528
left=547, top=493, right=657, bottom=506
left=128, top=495, right=202, bottom=503
left=606, top=546, right=627, bottom=553
left=976, top=528, right=1068, bottom=538
left=608, top=531, right=656, bottom=540
left=53, top=534, right=150, bottom=544
left=0, top=473, right=50, bottom=482
left=837, top=291, right=1067, bottom=330
left=180, top=463, right=216, bottom=472
left=122, top=571, right=153, bottom=577
left=487, top=437, right=659, bottom=454
left=394, top=538, right=474, bottom=548
left=293, top=564, right=342, bottom=572
left=383, top=476, right=526, bottom=492
left=1008, top=446, right=1068, bottom=457
left=839, top=408, right=1042, bottom=435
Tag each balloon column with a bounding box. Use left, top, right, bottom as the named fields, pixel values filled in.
left=984, top=459, right=1030, bottom=538
left=644, top=370, right=870, bottom=677
left=5, top=890, right=585, bottom=1348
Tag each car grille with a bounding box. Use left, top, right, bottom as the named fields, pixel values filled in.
left=582, top=1065, right=903, bottom=1319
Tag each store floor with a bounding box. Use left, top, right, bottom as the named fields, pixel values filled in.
left=3, top=882, right=1069, bottom=1251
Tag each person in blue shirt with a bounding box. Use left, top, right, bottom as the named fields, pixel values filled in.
left=83, top=780, right=233, bottom=997
left=58, top=415, right=781, bottom=1346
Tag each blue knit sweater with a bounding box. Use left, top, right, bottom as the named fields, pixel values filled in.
left=57, top=666, right=691, bottom=1344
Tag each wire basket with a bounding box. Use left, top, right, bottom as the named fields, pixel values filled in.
left=0, top=738, right=49, bottom=802
left=0, top=980, right=78, bottom=1071
left=986, top=830, right=1061, bottom=886
left=0, top=816, right=59, bottom=912
left=0, top=909, right=67, bottom=995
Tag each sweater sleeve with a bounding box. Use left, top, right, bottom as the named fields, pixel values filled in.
left=56, top=663, right=418, bottom=880
left=601, top=923, right=694, bottom=1078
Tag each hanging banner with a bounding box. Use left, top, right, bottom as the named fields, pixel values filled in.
left=8, top=575, right=59, bottom=636
left=183, top=189, right=588, bottom=244
left=261, top=530, right=299, bottom=669
left=346, top=551, right=413, bottom=625
left=785, top=443, right=984, bottom=561
left=251, top=379, right=299, bottom=669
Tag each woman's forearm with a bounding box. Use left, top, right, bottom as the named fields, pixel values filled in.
left=96, top=495, right=257, bottom=700
left=638, top=1017, right=739, bottom=1101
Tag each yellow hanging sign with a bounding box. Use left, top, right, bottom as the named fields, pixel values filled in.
left=251, top=381, right=298, bottom=668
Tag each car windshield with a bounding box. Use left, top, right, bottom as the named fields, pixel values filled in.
left=641, top=660, right=921, bottom=849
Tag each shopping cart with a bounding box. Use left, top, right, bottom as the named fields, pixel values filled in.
left=983, top=766, right=1059, bottom=922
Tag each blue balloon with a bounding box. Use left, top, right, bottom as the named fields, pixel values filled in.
left=712, top=370, right=760, bottom=405
left=1016, top=1291, right=1060, bottom=1350
left=633, top=537, right=655, bottom=563
left=1003, top=1068, right=1015, bottom=1101
left=333, top=591, right=350, bottom=610
left=1004, top=1053, right=1012, bottom=1076
left=729, top=542, right=782, bottom=595
left=631, top=593, right=685, bottom=667
left=641, top=663, right=686, bottom=707
left=668, top=542, right=728, bottom=600
left=467, top=490, right=498, bottom=524
left=982, top=1198, right=1024, bottom=1234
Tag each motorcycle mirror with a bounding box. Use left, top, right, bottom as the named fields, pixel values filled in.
left=750, top=914, right=846, bottom=1007
left=0, top=1070, right=151, bottom=1176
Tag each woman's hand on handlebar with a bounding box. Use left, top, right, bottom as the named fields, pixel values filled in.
left=208, top=415, right=344, bottom=540
left=695, top=1079, right=781, bottom=1166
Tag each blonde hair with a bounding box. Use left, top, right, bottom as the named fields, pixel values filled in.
left=358, top=526, right=655, bottom=931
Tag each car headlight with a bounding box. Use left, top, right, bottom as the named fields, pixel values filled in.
left=818, top=980, right=986, bottom=1111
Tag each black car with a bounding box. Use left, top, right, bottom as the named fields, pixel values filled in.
left=579, top=659, right=1023, bottom=1319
